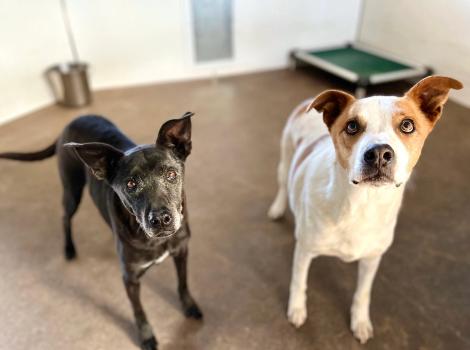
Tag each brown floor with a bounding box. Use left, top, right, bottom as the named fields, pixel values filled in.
left=0, top=69, right=469, bottom=350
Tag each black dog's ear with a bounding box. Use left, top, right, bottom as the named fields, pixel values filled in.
left=63, top=142, right=124, bottom=180
left=156, top=112, right=193, bottom=160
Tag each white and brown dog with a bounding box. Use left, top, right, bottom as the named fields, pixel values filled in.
left=268, top=76, right=462, bottom=343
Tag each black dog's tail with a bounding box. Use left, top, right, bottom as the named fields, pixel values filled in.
left=0, top=141, right=57, bottom=161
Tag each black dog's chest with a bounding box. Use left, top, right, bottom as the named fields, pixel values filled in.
left=118, top=224, right=189, bottom=269
left=129, top=244, right=170, bottom=269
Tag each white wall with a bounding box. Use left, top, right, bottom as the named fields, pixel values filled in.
left=234, top=0, right=360, bottom=72
left=68, top=0, right=361, bottom=89
left=359, top=0, right=470, bottom=107
left=0, top=0, right=72, bottom=124
left=0, top=0, right=361, bottom=124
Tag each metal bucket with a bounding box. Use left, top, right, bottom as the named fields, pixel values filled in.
left=46, top=62, right=92, bottom=107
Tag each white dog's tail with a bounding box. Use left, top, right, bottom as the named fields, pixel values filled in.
left=267, top=103, right=309, bottom=220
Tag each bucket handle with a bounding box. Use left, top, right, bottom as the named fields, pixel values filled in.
left=45, top=66, right=65, bottom=104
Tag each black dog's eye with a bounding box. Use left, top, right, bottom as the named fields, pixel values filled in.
left=126, top=178, right=137, bottom=190
left=345, top=120, right=360, bottom=135
left=400, top=119, right=415, bottom=134
left=166, top=169, right=177, bottom=182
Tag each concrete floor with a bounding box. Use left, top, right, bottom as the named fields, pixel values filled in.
left=0, top=69, right=469, bottom=350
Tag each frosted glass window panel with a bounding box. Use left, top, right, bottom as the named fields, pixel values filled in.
left=191, top=0, right=233, bottom=62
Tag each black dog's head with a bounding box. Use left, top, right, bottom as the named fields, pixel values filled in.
left=65, top=112, right=193, bottom=239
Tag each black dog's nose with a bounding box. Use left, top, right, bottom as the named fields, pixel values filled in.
left=148, top=209, right=173, bottom=228
left=364, top=144, right=395, bottom=168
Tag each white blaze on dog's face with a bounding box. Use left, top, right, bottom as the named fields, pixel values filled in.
left=346, top=96, right=412, bottom=186
left=308, top=76, right=463, bottom=187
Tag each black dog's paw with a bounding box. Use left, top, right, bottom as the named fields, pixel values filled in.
left=141, top=336, right=158, bottom=350
left=64, top=245, right=77, bottom=260
left=184, top=303, right=203, bottom=320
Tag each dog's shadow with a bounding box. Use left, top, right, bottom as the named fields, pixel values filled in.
left=145, top=268, right=181, bottom=312
left=46, top=264, right=206, bottom=350
left=44, top=270, right=140, bottom=347
left=239, top=203, right=356, bottom=332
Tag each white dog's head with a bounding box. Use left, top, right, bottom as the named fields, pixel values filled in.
left=307, top=76, right=463, bottom=187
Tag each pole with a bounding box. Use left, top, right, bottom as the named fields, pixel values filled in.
left=60, top=0, right=80, bottom=62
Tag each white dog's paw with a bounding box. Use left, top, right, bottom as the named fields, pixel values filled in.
left=287, top=306, right=307, bottom=328
left=351, top=319, right=373, bottom=344
left=267, top=199, right=285, bottom=220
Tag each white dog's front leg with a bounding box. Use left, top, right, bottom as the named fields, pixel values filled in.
left=351, top=255, right=382, bottom=344
left=287, top=242, right=316, bottom=328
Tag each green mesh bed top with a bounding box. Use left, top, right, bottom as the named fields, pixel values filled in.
left=308, top=47, right=412, bottom=78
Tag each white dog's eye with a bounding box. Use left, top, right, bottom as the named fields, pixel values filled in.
left=400, top=119, right=415, bottom=134
left=345, top=120, right=360, bottom=135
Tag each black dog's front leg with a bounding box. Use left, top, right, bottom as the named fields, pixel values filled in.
left=123, top=274, right=158, bottom=350
left=173, top=247, right=203, bottom=319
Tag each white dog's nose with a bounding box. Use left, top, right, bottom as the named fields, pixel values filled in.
left=363, top=144, right=394, bottom=168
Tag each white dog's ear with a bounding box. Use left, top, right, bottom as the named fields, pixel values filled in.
left=307, top=90, right=355, bottom=129
left=405, top=76, right=463, bottom=122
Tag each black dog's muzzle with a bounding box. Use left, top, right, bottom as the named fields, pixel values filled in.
left=147, top=208, right=173, bottom=229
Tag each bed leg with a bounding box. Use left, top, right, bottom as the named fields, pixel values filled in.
left=289, top=52, right=298, bottom=71
left=355, top=85, right=367, bottom=98
left=355, top=78, right=369, bottom=98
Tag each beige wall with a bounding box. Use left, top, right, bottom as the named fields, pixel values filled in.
left=0, top=0, right=361, bottom=124
left=359, top=0, right=470, bottom=107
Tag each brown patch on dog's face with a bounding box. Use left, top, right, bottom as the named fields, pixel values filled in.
left=328, top=106, right=363, bottom=169
left=392, top=99, right=433, bottom=171
left=397, top=76, right=463, bottom=171
left=308, top=90, right=357, bottom=169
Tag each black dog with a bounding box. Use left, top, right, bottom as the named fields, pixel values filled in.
left=0, top=113, right=202, bottom=350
